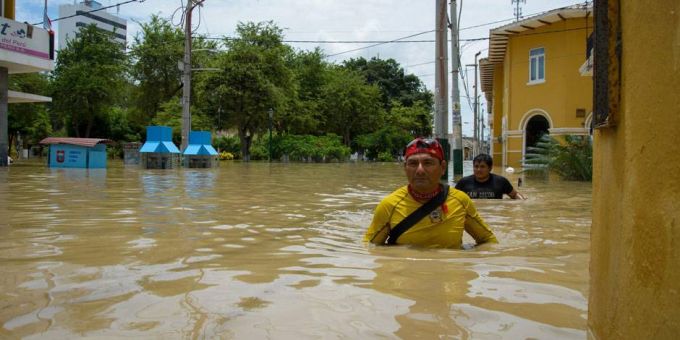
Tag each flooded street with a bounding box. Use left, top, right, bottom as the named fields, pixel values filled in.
left=0, top=160, right=591, bottom=339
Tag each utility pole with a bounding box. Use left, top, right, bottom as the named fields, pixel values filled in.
left=435, top=0, right=449, bottom=181
left=181, top=0, right=205, bottom=152
left=449, top=0, right=463, bottom=179
left=512, top=0, right=526, bottom=21
left=268, top=108, right=273, bottom=162
left=469, top=51, right=481, bottom=156
left=480, top=102, right=486, bottom=154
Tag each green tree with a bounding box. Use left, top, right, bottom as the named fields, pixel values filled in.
left=343, top=57, right=433, bottom=110
left=151, top=98, right=212, bottom=145
left=129, top=16, right=218, bottom=132
left=51, top=24, right=128, bottom=138
left=8, top=73, right=52, bottom=151
left=320, top=66, right=384, bottom=147
left=280, top=48, right=328, bottom=135
left=128, top=15, right=184, bottom=128
left=388, top=100, right=433, bottom=137
left=354, top=100, right=432, bottom=160
left=199, top=21, right=294, bottom=161
left=107, top=107, right=139, bottom=142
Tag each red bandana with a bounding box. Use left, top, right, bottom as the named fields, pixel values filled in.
left=404, top=138, right=444, bottom=161
left=408, top=185, right=449, bottom=214
left=408, top=184, right=441, bottom=202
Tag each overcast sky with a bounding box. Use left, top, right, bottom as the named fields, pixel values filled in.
left=17, top=0, right=582, bottom=136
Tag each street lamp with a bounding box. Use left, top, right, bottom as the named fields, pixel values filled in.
left=268, top=108, right=273, bottom=162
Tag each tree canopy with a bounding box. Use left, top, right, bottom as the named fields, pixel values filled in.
left=13, top=20, right=434, bottom=161
left=51, top=24, right=129, bottom=138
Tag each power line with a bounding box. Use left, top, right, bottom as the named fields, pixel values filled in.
left=283, top=40, right=436, bottom=43
left=33, top=0, right=146, bottom=26
left=325, top=30, right=435, bottom=57
left=136, top=25, right=586, bottom=55
left=405, top=61, right=436, bottom=68
left=201, top=36, right=487, bottom=43
left=320, top=4, right=587, bottom=58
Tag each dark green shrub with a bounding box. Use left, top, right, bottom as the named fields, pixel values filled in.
left=213, top=135, right=241, bottom=159
left=377, top=151, right=395, bottom=162
left=252, top=134, right=351, bottom=162
left=524, top=134, right=592, bottom=181
left=355, top=126, right=412, bottom=160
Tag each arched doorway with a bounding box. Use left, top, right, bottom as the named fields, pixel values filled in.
left=524, top=115, right=550, bottom=153
left=585, top=112, right=594, bottom=136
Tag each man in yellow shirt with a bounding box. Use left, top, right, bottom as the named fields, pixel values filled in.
left=364, top=138, right=497, bottom=248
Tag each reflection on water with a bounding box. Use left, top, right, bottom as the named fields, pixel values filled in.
left=0, top=160, right=590, bottom=338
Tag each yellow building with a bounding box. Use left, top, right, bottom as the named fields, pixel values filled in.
left=480, top=4, right=593, bottom=169
left=589, top=0, right=680, bottom=338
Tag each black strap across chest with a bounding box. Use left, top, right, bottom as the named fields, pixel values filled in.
left=386, top=185, right=449, bottom=245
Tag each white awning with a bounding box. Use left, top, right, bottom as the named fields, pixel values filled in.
left=8, top=90, right=52, bottom=104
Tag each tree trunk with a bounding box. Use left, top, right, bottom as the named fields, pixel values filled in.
left=73, top=119, right=80, bottom=138
left=85, top=114, right=94, bottom=138
left=8, top=134, right=14, bottom=157
left=238, top=127, right=252, bottom=162
left=343, top=128, right=351, bottom=147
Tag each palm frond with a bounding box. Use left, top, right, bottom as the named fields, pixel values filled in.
left=522, top=134, right=592, bottom=181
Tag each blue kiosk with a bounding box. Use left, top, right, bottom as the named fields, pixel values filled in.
left=183, top=131, right=218, bottom=168
left=40, top=137, right=112, bottom=169
left=140, top=126, right=181, bottom=169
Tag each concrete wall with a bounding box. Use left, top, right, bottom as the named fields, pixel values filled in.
left=589, top=1, right=680, bottom=339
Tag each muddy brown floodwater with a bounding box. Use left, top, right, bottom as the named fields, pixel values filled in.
left=0, top=160, right=590, bottom=339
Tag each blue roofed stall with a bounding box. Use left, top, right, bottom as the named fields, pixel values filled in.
left=140, top=126, right=180, bottom=169
left=39, top=137, right=112, bottom=169
left=183, top=131, right=218, bottom=168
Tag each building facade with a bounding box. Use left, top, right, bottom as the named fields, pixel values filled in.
left=58, top=0, right=127, bottom=50
left=480, top=4, right=593, bottom=169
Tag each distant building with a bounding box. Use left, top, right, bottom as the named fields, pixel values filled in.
left=58, top=0, right=127, bottom=50
left=480, top=4, right=593, bottom=168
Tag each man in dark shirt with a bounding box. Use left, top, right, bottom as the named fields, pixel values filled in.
left=455, top=154, right=525, bottom=199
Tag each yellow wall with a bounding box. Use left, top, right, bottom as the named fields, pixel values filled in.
left=506, top=18, right=593, bottom=131
left=492, top=15, right=594, bottom=168
left=589, top=1, right=680, bottom=339
left=3, top=0, right=15, bottom=19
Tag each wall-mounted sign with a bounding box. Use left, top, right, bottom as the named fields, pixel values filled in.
left=0, top=17, right=51, bottom=60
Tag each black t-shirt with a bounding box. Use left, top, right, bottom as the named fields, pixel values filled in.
left=454, top=173, right=514, bottom=199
